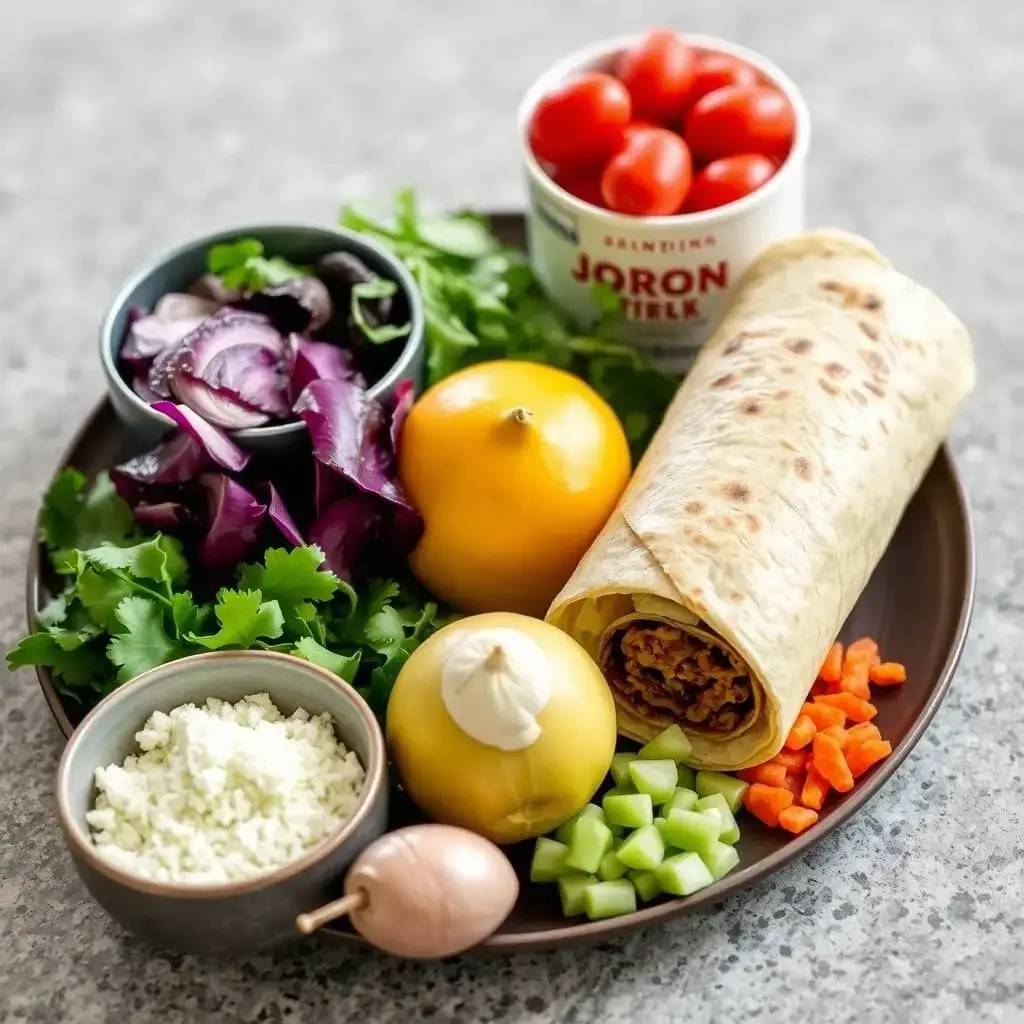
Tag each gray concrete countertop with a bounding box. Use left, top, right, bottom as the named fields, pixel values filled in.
left=1, top=1, right=1021, bottom=1021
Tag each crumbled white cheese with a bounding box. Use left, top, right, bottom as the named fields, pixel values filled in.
left=86, top=692, right=366, bottom=884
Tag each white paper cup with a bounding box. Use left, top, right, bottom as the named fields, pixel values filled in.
left=518, top=34, right=811, bottom=374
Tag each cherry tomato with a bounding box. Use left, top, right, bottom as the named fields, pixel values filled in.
left=684, top=86, right=795, bottom=164
left=529, top=72, right=631, bottom=171
left=683, top=154, right=777, bottom=212
left=600, top=126, right=692, bottom=216
left=554, top=167, right=606, bottom=208
left=614, top=29, right=697, bottom=124
left=685, top=53, right=760, bottom=113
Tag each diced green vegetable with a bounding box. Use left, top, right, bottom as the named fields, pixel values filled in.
left=558, top=872, right=596, bottom=916
left=602, top=792, right=654, bottom=829
left=653, top=816, right=669, bottom=841
left=615, top=824, right=666, bottom=871
left=554, top=802, right=604, bottom=846
left=584, top=879, right=637, bottom=920
left=696, top=793, right=741, bottom=845
left=700, top=841, right=741, bottom=881
left=695, top=771, right=750, bottom=813
left=677, top=765, right=697, bottom=791
left=530, top=837, right=569, bottom=882
left=609, top=753, right=638, bottom=791
left=656, top=851, right=715, bottom=896
left=628, top=869, right=662, bottom=902
left=662, top=809, right=720, bottom=854
left=628, top=759, right=678, bottom=805
left=663, top=787, right=699, bottom=816
left=638, top=724, right=693, bottom=763
left=598, top=849, right=629, bottom=882
left=564, top=815, right=613, bottom=874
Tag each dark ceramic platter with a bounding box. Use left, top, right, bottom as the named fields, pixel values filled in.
left=27, top=215, right=975, bottom=952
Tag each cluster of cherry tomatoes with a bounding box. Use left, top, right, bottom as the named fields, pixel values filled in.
left=527, top=30, right=797, bottom=217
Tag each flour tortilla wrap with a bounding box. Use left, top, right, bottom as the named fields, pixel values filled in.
left=546, top=230, right=975, bottom=770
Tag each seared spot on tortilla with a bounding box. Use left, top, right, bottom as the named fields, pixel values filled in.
left=903, top=338, right=926, bottom=355
left=691, top=531, right=718, bottom=550
left=819, top=379, right=840, bottom=396
left=723, top=481, right=751, bottom=502
left=859, top=320, right=880, bottom=341
left=820, top=280, right=843, bottom=293
left=711, top=372, right=737, bottom=389
left=794, top=457, right=813, bottom=481
left=745, top=514, right=762, bottom=533
left=825, top=361, right=849, bottom=379
left=740, top=397, right=763, bottom=415
left=850, top=389, right=868, bottom=406
left=880, top=420, right=891, bottom=435
left=859, top=437, right=870, bottom=450
left=719, top=515, right=735, bottom=529
left=862, top=293, right=883, bottom=311
left=780, top=365, right=796, bottom=375
left=786, top=337, right=813, bottom=354
left=862, top=350, right=889, bottom=375
left=774, top=388, right=791, bottom=400
left=684, top=500, right=705, bottom=516
left=724, top=335, right=746, bottom=355
left=729, top=591, right=744, bottom=603
left=864, top=381, right=885, bottom=398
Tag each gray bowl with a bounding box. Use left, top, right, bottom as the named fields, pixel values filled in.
left=56, top=651, right=388, bottom=954
left=100, top=223, right=425, bottom=455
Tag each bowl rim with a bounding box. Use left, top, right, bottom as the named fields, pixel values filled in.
left=516, top=32, right=811, bottom=227
left=55, top=648, right=387, bottom=899
left=98, top=221, right=425, bottom=441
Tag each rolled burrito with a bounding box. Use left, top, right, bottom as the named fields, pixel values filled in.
left=546, top=230, right=975, bottom=770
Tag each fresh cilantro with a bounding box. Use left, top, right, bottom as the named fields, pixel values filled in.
left=238, top=546, right=340, bottom=607
left=188, top=589, right=285, bottom=650
left=207, top=237, right=309, bottom=292
left=41, top=470, right=134, bottom=560
left=350, top=279, right=412, bottom=343
left=7, top=632, right=112, bottom=694
left=340, top=191, right=677, bottom=457
left=292, top=637, right=362, bottom=683
left=107, top=597, right=182, bottom=682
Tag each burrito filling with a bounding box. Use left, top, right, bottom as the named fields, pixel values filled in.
left=604, top=621, right=755, bottom=733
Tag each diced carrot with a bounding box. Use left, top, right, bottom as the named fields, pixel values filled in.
left=870, top=662, right=907, bottom=686
left=784, top=714, right=817, bottom=750
left=810, top=677, right=834, bottom=697
left=819, top=642, right=843, bottom=685
left=840, top=660, right=872, bottom=699
left=845, top=739, right=894, bottom=778
left=811, top=733, right=855, bottom=793
left=770, top=749, right=808, bottom=773
left=743, top=783, right=795, bottom=828
left=778, top=805, right=819, bottom=835
left=845, top=637, right=881, bottom=667
left=846, top=722, right=882, bottom=745
left=814, top=692, right=878, bottom=723
left=781, top=772, right=803, bottom=799
left=821, top=724, right=850, bottom=749
left=801, top=701, right=846, bottom=730
left=800, top=764, right=830, bottom=810
left=738, top=763, right=788, bottom=787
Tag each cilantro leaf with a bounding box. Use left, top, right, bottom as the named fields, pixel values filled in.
left=75, top=567, right=138, bottom=631
left=37, top=592, right=69, bottom=628
left=188, top=589, right=284, bottom=649
left=41, top=470, right=134, bottom=557
left=78, top=535, right=187, bottom=589
left=107, top=597, right=182, bottom=682
left=6, top=631, right=112, bottom=692
left=207, top=237, right=308, bottom=292
left=351, top=279, right=411, bottom=343
left=40, top=468, right=87, bottom=551
left=238, top=547, right=340, bottom=607
left=171, top=591, right=210, bottom=639
left=292, top=638, right=362, bottom=682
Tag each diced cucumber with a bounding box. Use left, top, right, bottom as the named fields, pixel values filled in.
left=598, top=849, right=628, bottom=882
left=700, top=841, right=740, bottom=881
left=700, top=807, right=723, bottom=836
left=663, top=809, right=720, bottom=854
left=603, top=792, right=654, bottom=829
left=609, top=753, right=638, bottom=791
left=695, top=793, right=741, bottom=844
left=615, top=824, right=665, bottom=871
left=628, top=869, right=663, bottom=903
left=677, top=765, right=697, bottom=791
left=628, top=759, right=678, bottom=805
left=653, top=816, right=669, bottom=841
left=656, top=851, right=715, bottom=896
left=663, top=787, right=699, bottom=816
left=565, top=814, right=613, bottom=873
left=638, top=724, right=693, bottom=763
left=554, top=802, right=604, bottom=845
left=530, top=837, right=569, bottom=882
left=558, top=872, right=596, bottom=917
left=695, top=771, right=749, bottom=813
left=584, top=879, right=637, bottom=920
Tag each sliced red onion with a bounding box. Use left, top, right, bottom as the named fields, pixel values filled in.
left=132, top=374, right=163, bottom=405
left=168, top=377, right=271, bottom=429
left=308, top=496, right=380, bottom=581
left=122, top=315, right=205, bottom=368
left=266, top=483, right=305, bottom=546
left=202, top=345, right=290, bottom=417
left=290, top=339, right=361, bottom=400
left=133, top=501, right=191, bottom=531
left=153, top=292, right=218, bottom=323
left=197, top=474, right=267, bottom=569
left=150, top=401, right=250, bottom=472
left=389, top=378, right=415, bottom=455
left=110, top=433, right=208, bottom=492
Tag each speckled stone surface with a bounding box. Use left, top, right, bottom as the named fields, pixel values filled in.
left=1, top=0, right=1022, bottom=1021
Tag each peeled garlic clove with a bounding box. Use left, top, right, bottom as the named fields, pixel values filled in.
left=441, top=627, right=553, bottom=751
